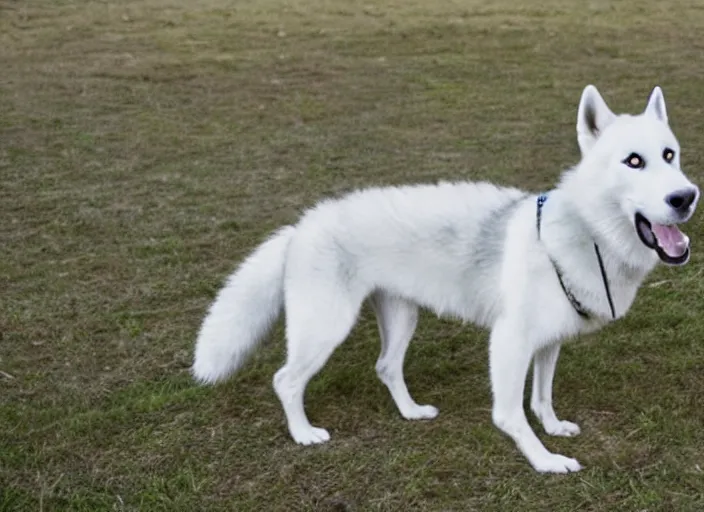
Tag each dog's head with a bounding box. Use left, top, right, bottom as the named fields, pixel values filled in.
left=575, top=85, right=698, bottom=266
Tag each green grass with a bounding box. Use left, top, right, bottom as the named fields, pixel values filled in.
left=3, top=0, right=704, bottom=509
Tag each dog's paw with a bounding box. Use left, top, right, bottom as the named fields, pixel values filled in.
left=402, top=404, right=439, bottom=420
left=544, top=420, right=581, bottom=437
left=532, top=453, right=582, bottom=474
left=292, top=426, right=330, bottom=446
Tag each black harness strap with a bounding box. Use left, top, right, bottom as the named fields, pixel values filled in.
left=593, top=244, right=616, bottom=319
left=536, top=193, right=616, bottom=320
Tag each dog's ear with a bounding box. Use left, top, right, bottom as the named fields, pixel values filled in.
left=644, top=86, right=668, bottom=123
left=576, top=85, right=615, bottom=155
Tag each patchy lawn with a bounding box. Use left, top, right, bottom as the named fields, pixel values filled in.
left=2, top=0, right=704, bottom=509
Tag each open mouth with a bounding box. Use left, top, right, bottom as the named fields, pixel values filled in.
left=634, top=212, right=690, bottom=265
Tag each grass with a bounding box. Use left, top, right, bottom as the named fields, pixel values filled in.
left=2, top=0, right=704, bottom=509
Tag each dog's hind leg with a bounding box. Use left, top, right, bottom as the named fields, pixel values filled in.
left=273, top=282, right=362, bottom=446
left=489, top=316, right=582, bottom=473
left=530, top=343, right=580, bottom=437
left=370, top=292, right=438, bottom=420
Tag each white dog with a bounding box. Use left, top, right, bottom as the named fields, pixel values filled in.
left=192, top=86, right=698, bottom=473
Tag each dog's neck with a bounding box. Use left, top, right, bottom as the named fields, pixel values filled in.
left=539, top=177, right=657, bottom=320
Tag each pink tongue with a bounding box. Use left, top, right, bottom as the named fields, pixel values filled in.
left=651, top=224, right=689, bottom=257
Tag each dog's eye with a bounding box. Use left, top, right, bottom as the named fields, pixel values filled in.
left=623, top=153, right=645, bottom=169
left=663, top=148, right=675, bottom=163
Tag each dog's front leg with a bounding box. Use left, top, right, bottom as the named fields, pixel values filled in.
left=530, top=343, right=581, bottom=437
left=489, top=317, right=582, bottom=473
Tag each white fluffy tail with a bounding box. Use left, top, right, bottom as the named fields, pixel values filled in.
left=192, top=226, right=295, bottom=384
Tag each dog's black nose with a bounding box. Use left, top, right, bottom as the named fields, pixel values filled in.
left=666, top=188, right=698, bottom=212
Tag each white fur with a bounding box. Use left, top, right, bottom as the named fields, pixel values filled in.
left=192, top=86, right=698, bottom=473
left=192, top=226, right=295, bottom=383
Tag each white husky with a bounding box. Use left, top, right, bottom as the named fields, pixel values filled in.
left=192, top=86, right=698, bottom=473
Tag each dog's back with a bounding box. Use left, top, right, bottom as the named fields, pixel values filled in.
left=285, top=181, right=526, bottom=323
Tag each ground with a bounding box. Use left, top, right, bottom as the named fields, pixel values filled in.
left=2, top=0, right=704, bottom=510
